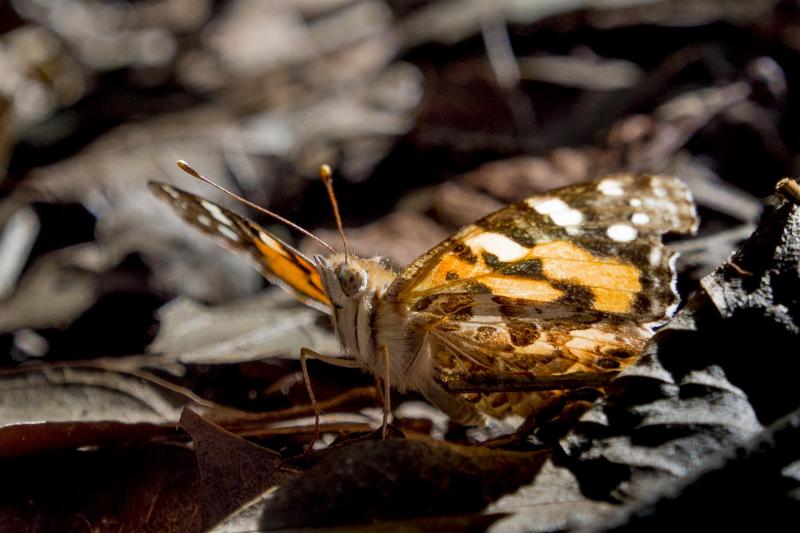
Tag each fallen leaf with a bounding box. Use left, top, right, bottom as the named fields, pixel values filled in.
left=700, top=198, right=800, bottom=423
left=0, top=365, right=210, bottom=457
left=149, top=289, right=338, bottom=365
left=592, top=405, right=800, bottom=530
left=0, top=443, right=201, bottom=532
left=259, top=439, right=547, bottom=529
left=487, top=462, right=618, bottom=532
left=0, top=244, right=112, bottom=333
left=179, top=408, right=298, bottom=530
left=0, top=206, right=39, bottom=299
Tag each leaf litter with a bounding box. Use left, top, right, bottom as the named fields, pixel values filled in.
left=1, top=0, right=799, bottom=531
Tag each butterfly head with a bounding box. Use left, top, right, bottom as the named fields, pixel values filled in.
left=313, top=253, right=391, bottom=363
left=336, top=262, right=368, bottom=297
left=313, top=254, right=371, bottom=303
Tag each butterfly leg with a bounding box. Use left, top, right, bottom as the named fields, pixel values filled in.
left=373, top=375, right=385, bottom=408
left=299, top=347, right=321, bottom=453
left=379, top=345, right=391, bottom=439
left=299, top=347, right=361, bottom=452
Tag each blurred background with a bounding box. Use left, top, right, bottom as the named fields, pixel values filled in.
left=0, top=0, right=793, bottom=403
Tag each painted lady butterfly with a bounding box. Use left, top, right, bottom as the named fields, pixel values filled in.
left=150, top=163, right=698, bottom=434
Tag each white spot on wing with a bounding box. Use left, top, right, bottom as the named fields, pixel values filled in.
left=665, top=252, right=680, bottom=315
left=550, top=208, right=584, bottom=226
left=258, top=230, right=280, bottom=248
left=528, top=341, right=555, bottom=355
left=649, top=247, right=662, bottom=265
left=566, top=337, right=595, bottom=350
left=218, top=225, right=240, bottom=241
left=530, top=197, right=568, bottom=214
left=200, top=199, right=233, bottom=225
left=652, top=187, right=668, bottom=198
left=529, top=197, right=583, bottom=226
left=570, top=328, right=617, bottom=342
left=197, top=214, right=212, bottom=227
left=607, top=224, right=637, bottom=242
left=668, top=250, right=678, bottom=275
left=631, top=213, right=650, bottom=225
left=598, top=179, right=624, bottom=196
left=629, top=198, right=642, bottom=207
left=162, top=185, right=180, bottom=199
left=465, top=232, right=528, bottom=261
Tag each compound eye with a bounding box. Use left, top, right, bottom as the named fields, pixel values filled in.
left=336, top=264, right=367, bottom=297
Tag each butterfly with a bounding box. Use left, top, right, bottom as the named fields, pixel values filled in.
left=149, top=162, right=698, bottom=435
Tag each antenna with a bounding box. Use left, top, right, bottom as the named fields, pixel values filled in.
left=319, top=164, right=349, bottom=261
left=176, top=160, right=335, bottom=253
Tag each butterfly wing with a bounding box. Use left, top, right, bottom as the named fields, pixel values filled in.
left=149, top=181, right=331, bottom=313
left=383, top=174, right=697, bottom=419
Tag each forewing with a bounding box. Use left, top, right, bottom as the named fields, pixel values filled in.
left=149, top=181, right=331, bottom=313
left=385, top=174, right=698, bottom=417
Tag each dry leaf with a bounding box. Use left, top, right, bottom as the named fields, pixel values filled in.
left=0, top=244, right=113, bottom=333
left=0, top=365, right=209, bottom=457
left=0, top=443, right=201, bottom=532
left=180, top=408, right=298, bottom=529
left=0, top=206, right=39, bottom=299
left=149, top=289, right=338, bottom=364
left=225, top=439, right=547, bottom=530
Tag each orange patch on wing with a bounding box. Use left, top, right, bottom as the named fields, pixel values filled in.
left=482, top=276, right=563, bottom=302
left=411, top=239, right=642, bottom=313
left=413, top=252, right=485, bottom=292
left=253, top=239, right=330, bottom=305
left=529, top=241, right=641, bottom=313
left=591, top=287, right=635, bottom=313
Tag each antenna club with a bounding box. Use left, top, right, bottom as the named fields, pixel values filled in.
left=319, top=164, right=332, bottom=182
left=176, top=160, right=200, bottom=178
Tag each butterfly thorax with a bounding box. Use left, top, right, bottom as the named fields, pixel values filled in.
left=313, top=254, right=397, bottom=371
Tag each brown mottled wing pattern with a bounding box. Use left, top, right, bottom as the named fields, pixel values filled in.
left=384, top=174, right=698, bottom=419
left=149, top=182, right=331, bottom=313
